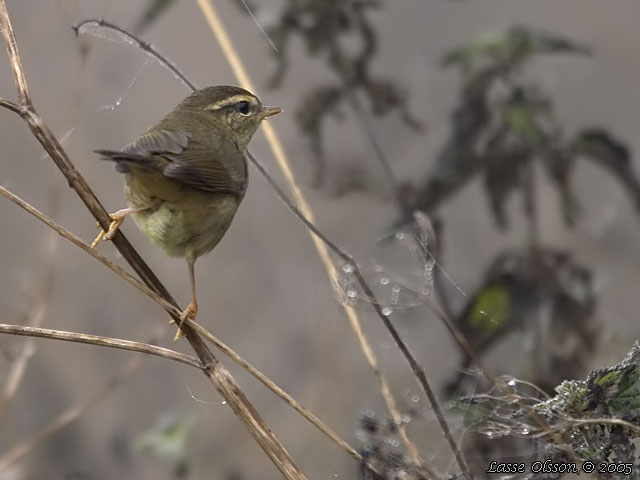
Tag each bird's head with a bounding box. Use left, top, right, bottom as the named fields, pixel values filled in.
left=180, top=85, right=282, bottom=149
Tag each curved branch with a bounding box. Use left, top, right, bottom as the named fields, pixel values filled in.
left=0, top=96, right=25, bottom=115
left=0, top=324, right=203, bottom=369
left=72, top=18, right=197, bottom=92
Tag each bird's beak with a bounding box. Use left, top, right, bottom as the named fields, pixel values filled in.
left=260, top=106, right=283, bottom=118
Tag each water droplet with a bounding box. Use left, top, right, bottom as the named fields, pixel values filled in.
left=342, top=263, right=354, bottom=273
left=346, top=289, right=358, bottom=299
left=401, top=415, right=411, bottom=424
left=507, top=379, right=517, bottom=387
left=411, top=395, right=420, bottom=403
left=221, top=401, right=227, bottom=405
left=380, top=277, right=389, bottom=285
left=395, top=232, right=405, bottom=240
left=391, top=285, right=401, bottom=305
left=521, top=427, right=530, bottom=435
left=381, top=306, right=393, bottom=316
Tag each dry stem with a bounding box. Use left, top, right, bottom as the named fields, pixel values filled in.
left=195, top=0, right=429, bottom=471
left=0, top=324, right=202, bottom=368
left=0, top=184, right=364, bottom=469
left=0, top=2, right=304, bottom=477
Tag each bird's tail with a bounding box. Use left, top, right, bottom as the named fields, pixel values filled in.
left=95, top=149, right=157, bottom=173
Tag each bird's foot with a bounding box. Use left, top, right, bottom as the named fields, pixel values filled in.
left=91, top=208, right=134, bottom=248
left=173, top=301, right=198, bottom=341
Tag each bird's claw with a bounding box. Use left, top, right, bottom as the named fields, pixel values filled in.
left=173, top=302, right=198, bottom=341
left=91, top=209, right=133, bottom=248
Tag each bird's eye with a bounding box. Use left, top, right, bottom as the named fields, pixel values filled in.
left=235, top=101, right=250, bottom=115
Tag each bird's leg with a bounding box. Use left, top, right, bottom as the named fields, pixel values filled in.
left=91, top=207, right=137, bottom=248
left=174, top=257, right=198, bottom=340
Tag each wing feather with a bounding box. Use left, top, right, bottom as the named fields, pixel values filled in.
left=97, top=129, right=246, bottom=195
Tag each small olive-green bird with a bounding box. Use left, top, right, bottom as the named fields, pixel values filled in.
left=94, top=86, right=281, bottom=325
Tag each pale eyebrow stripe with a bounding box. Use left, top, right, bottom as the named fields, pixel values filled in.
left=205, top=94, right=257, bottom=110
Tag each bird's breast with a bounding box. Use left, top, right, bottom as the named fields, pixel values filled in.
left=124, top=170, right=242, bottom=259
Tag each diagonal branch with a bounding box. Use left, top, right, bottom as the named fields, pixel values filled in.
left=245, top=151, right=465, bottom=475
left=0, top=184, right=368, bottom=471
left=0, top=185, right=181, bottom=316
left=0, top=2, right=305, bottom=477
left=0, top=11, right=29, bottom=105
left=195, top=0, right=431, bottom=471
left=71, top=15, right=432, bottom=474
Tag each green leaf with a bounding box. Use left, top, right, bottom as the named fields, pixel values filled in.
left=136, top=414, right=197, bottom=461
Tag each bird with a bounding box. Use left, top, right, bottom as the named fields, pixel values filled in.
left=93, top=85, right=282, bottom=333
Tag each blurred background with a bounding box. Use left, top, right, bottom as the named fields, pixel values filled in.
left=1, top=1, right=640, bottom=478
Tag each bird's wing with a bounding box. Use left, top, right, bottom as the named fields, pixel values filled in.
left=163, top=149, right=246, bottom=194
left=124, top=129, right=191, bottom=155
left=96, top=129, right=246, bottom=195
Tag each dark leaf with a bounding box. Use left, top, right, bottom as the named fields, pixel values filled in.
left=541, top=147, right=581, bottom=227
left=574, top=129, right=640, bottom=212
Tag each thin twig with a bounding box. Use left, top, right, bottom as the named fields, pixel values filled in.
left=344, top=90, right=403, bottom=199
left=0, top=97, right=23, bottom=114
left=430, top=221, right=458, bottom=325
left=415, top=280, right=580, bottom=467
left=544, top=417, right=640, bottom=438
left=244, top=151, right=453, bottom=475
left=72, top=18, right=197, bottom=92
left=0, top=183, right=366, bottom=472
left=195, top=0, right=428, bottom=470
left=0, top=185, right=310, bottom=476
left=72, top=15, right=427, bottom=472
left=326, top=25, right=471, bottom=475
left=0, top=3, right=305, bottom=477
left=0, top=324, right=203, bottom=369
left=0, top=185, right=181, bottom=317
